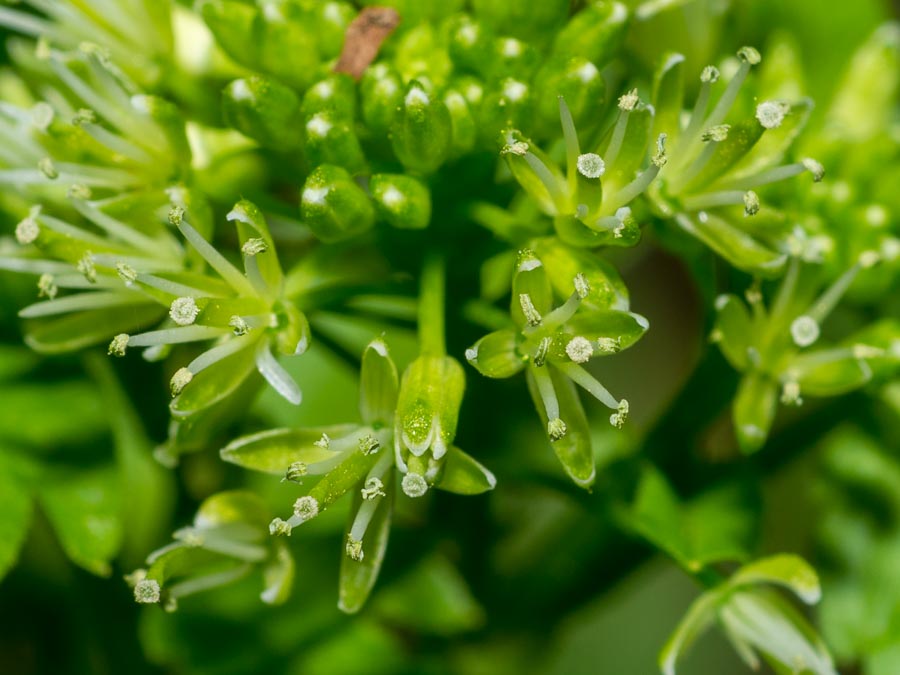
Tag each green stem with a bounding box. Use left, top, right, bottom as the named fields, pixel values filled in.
left=419, top=254, right=446, bottom=356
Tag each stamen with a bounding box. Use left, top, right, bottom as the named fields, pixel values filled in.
left=556, top=362, right=620, bottom=409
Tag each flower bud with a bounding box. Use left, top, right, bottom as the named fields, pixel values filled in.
left=396, top=355, right=465, bottom=460
left=551, top=2, right=629, bottom=67
left=304, top=111, right=367, bottom=173
left=534, top=56, right=606, bottom=135
left=222, top=76, right=303, bottom=149
left=443, top=14, right=494, bottom=73
left=301, top=75, right=357, bottom=122
left=369, top=174, right=432, bottom=230
left=300, top=164, right=375, bottom=243
left=360, top=63, right=404, bottom=138
left=391, top=81, right=453, bottom=174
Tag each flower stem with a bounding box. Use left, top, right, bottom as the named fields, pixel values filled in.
left=419, top=254, right=446, bottom=356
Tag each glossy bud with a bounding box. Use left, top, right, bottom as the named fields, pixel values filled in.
left=391, top=81, right=453, bottom=174
left=300, top=165, right=375, bottom=243
left=222, top=76, right=302, bottom=149
left=370, top=174, right=432, bottom=229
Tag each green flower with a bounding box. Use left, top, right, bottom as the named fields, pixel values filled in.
left=466, top=247, right=647, bottom=488
left=221, top=339, right=494, bottom=613
left=502, top=93, right=666, bottom=248
left=648, top=47, right=824, bottom=276
left=713, top=253, right=887, bottom=453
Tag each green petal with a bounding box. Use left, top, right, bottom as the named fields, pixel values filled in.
left=714, top=294, right=754, bottom=371
left=261, top=542, right=295, bottom=605
left=659, top=588, right=722, bottom=675
left=652, top=52, right=686, bottom=147
left=360, top=339, right=399, bottom=428
left=170, top=341, right=259, bottom=417
left=565, top=309, right=649, bottom=352
left=676, top=212, right=787, bottom=278
left=24, top=303, right=165, bottom=354
left=792, top=354, right=872, bottom=397
left=227, top=199, right=283, bottom=293
left=729, top=554, right=822, bottom=605
left=436, top=446, right=497, bottom=495
left=511, top=249, right=554, bottom=323
left=532, top=236, right=630, bottom=310
left=338, top=485, right=393, bottom=614
left=526, top=366, right=595, bottom=489
left=219, top=426, right=357, bottom=475
left=686, top=119, right=764, bottom=192
left=466, top=329, right=525, bottom=378
left=733, top=372, right=778, bottom=454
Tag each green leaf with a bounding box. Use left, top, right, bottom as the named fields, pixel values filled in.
left=465, top=329, right=525, bottom=379
left=0, top=455, right=33, bottom=581
left=38, top=467, right=122, bottom=577
left=713, top=294, right=754, bottom=370
left=338, top=486, right=393, bottom=614
left=436, top=446, right=496, bottom=495
left=360, top=339, right=399, bottom=428
left=220, top=426, right=356, bottom=475
left=372, top=554, right=485, bottom=636
left=0, top=380, right=107, bottom=450
left=733, top=372, right=778, bottom=454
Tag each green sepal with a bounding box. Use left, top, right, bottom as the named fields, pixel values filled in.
left=526, top=366, right=595, bottom=489
left=369, top=174, right=432, bottom=230
left=391, top=81, right=453, bottom=175
left=466, top=329, right=525, bottom=378
left=338, top=482, right=393, bottom=614
left=220, top=426, right=357, bottom=475
left=733, top=372, right=778, bottom=454
left=435, top=446, right=496, bottom=495
left=360, top=339, right=399, bottom=428
left=714, top=294, right=755, bottom=371
left=222, top=76, right=302, bottom=149
left=300, top=164, right=376, bottom=243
